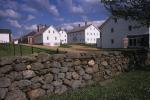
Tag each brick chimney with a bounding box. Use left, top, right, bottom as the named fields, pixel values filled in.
left=37, top=24, right=46, bottom=32
left=85, top=21, right=87, bottom=26
left=78, top=24, right=80, bottom=27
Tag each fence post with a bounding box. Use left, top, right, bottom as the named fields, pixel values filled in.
left=13, top=43, right=15, bottom=56
left=31, top=46, right=34, bottom=54
left=20, top=45, right=22, bottom=56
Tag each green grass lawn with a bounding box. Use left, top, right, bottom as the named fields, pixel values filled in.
left=0, top=43, right=59, bottom=57
left=40, top=69, right=150, bottom=100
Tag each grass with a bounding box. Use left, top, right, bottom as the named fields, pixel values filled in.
left=0, top=43, right=60, bottom=57
left=40, top=68, right=150, bottom=100
left=59, top=44, right=72, bottom=48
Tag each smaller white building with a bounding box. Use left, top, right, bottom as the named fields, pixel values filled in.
left=67, top=23, right=100, bottom=44
left=0, top=29, right=11, bottom=43
left=59, top=30, right=67, bottom=44
left=34, top=25, right=60, bottom=46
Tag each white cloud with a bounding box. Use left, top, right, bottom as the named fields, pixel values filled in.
left=27, top=15, right=35, bottom=21
left=83, top=0, right=100, bottom=3
left=24, top=24, right=37, bottom=31
left=48, top=5, right=59, bottom=16
left=22, top=4, right=37, bottom=13
left=0, top=9, right=20, bottom=18
left=71, top=5, right=84, bottom=14
left=7, top=19, right=22, bottom=28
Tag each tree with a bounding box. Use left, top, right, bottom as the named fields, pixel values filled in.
left=101, top=0, right=150, bottom=25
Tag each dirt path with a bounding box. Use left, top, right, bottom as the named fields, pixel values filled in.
left=23, top=44, right=101, bottom=54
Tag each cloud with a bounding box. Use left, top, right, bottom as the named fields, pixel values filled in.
left=71, top=5, right=84, bottom=13
left=27, top=15, right=35, bottom=21
left=22, top=4, right=37, bottom=13
left=24, top=24, right=37, bottom=31
left=7, top=19, right=22, bottom=28
left=0, top=9, right=20, bottom=18
left=55, top=17, right=64, bottom=22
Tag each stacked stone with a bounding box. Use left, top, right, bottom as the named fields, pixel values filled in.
left=0, top=52, right=129, bottom=100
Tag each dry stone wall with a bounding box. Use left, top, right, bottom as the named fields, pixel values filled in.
left=0, top=51, right=140, bottom=100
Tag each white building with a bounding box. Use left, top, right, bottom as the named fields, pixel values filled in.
left=34, top=25, right=60, bottom=46
left=59, top=30, right=67, bottom=44
left=67, top=23, right=100, bottom=44
left=98, top=16, right=149, bottom=48
left=0, top=29, right=11, bottom=43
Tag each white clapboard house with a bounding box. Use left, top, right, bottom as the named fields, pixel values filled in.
left=59, top=29, right=67, bottom=44
left=34, top=24, right=60, bottom=46
left=0, top=29, right=11, bottom=43
left=67, top=23, right=100, bottom=44
left=98, top=16, right=150, bottom=48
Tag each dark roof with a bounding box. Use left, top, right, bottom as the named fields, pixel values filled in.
left=0, top=29, right=11, bottom=34
left=34, top=26, right=49, bottom=37
left=67, top=24, right=91, bottom=34
left=99, top=16, right=113, bottom=29
left=26, top=31, right=36, bottom=37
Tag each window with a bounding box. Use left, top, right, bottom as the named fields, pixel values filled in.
left=111, top=28, right=114, bottom=33
left=87, top=33, right=89, bottom=35
left=55, top=37, right=57, bottom=40
left=114, top=18, right=117, bottom=23
left=129, top=25, right=132, bottom=31
left=125, top=16, right=128, bottom=20
left=94, top=33, right=95, bottom=35
left=47, top=36, right=49, bottom=40
left=91, top=33, right=92, bottom=35
left=53, top=31, right=55, bottom=33
left=49, top=30, right=50, bottom=33
left=111, top=39, right=114, bottom=44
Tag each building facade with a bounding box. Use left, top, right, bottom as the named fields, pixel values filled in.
left=67, top=24, right=100, bottom=44
left=59, top=30, right=67, bottom=44
left=34, top=26, right=60, bottom=46
left=0, top=29, right=11, bottom=43
left=98, top=16, right=149, bottom=48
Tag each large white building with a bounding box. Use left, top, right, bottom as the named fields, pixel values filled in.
left=0, top=29, right=11, bottom=43
left=59, top=30, right=67, bottom=44
left=98, top=16, right=149, bottom=48
left=67, top=23, right=100, bottom=44
left=34, top=25, right=60, bottom=46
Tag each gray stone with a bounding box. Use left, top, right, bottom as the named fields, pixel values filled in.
left=54, top=85, right=67, bottom=95
left=85, top=67, right=93, bottom=74
left=0, top=58, right=13, bottom=66
left=0, top=65, right=12, bottom=74
left=23, top=70, right=36, bottom=79
left=72, top=72, right=80, bottom=80
left=31, top=83, right=41, bottom=89
left=101, top=61, right=108, bottom=66
left=92, top=64, right=99, bottom=73
left=18, top=80, right=32, bottom=89
left=42, top=84, right=54, bottom=90
left=62, top=62, right=73, bottom=67
left=50, top=68, right=60, bottom=74
left=66, top=72, right=72, bottom=79
left=14, top=63, right=26, bottom=71
left=31, top=76, right=44, bottom=83
left=74, top=66, right=82, bottom=71
left=0, top=77, right=11, bottom=88
left=63, top=79, right=72, bottom=87
left=78, top=68, right=85, bottom=75
left=58, top=73, right=65, bottom=79
left=88, top=59, right=95, bottom=66
left=0, top=88, right=8, bottom=99
left=71, top=80, right=81, bottom=89
left=73, top=60, right=81, bottom=66
left=83, top=74, right=92, bottom=80
left=51, top=61, right=61, bottom=68
left=27, top=88, right=46, bottom=99
left=52, top=80, right=62, bottom=86
left=26, top=65, right=31, bottom=70
left=60, top=67, right=68, bottom=73
left=6, top=71, right=22, bottom=81
left=5, top=90, right=27, bottom=100
left=105, top=70, right=112, bottom=76
left=31, top=62, right=44, bottom=71
left=44, top=73, right=53, bottom=83
left=37, top=52, right=50, bottom=62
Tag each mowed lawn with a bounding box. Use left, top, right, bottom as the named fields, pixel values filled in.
left=40, top=68, right=150, bottom=100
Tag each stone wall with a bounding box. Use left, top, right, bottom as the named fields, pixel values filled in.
left=0, top=51, right=142, bottom=100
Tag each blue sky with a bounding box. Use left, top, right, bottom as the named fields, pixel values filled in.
left=0, top=0, right=110, bottom=38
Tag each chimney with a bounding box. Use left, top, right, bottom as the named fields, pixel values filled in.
left=85, top=21, right=87, bottom=26
left=37, top=24, right=46, bottom=32
left=78, top=24, right=80, bottom=27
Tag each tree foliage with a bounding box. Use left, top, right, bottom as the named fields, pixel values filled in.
left=101, top=0, right=150, bottom=24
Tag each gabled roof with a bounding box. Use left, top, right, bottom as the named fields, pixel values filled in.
left=99, top=16, right=113, bottom=29
left=0, top=29, right=11, bottom=34
left=24, top=31, right=36, bottom=37
left=67, top=24, right=92, bottom=34
left=34, top=26, right=49, bottom=37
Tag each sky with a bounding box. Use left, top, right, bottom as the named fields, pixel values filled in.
left=0, top=0, right=110, bottom=38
